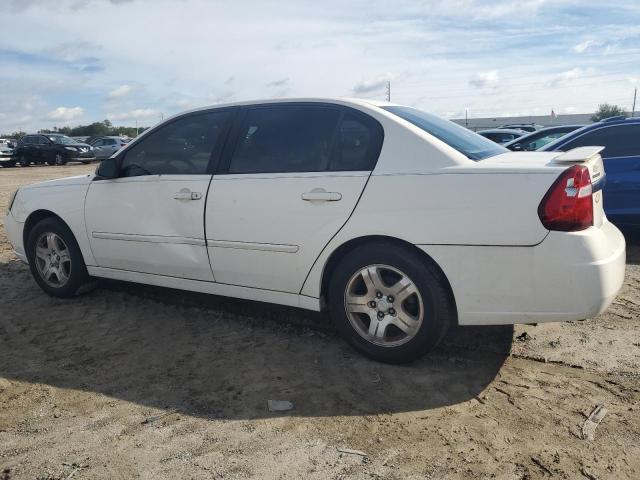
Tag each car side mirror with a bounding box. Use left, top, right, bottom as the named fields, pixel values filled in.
left=95, top=157, right=120, bottom=179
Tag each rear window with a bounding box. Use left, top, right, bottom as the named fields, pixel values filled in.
left=382, top=106, right=506, bottom=160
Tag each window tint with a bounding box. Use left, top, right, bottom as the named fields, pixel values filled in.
left=93, top=139, right=104, bottom=146
left=105, top=139, right=117, bottom=145
left=22, top=136, right=33, bottom=144
left=229, top=106, right=341, bottom=174
left=38, top=136, right=50, bottom=145
left=382, top=106, right=506, bottom=160
left=120, top=110, right=232, bottom=177
left=562, top=125, right=640, bottom=158
left=329, top=113, right=382, bottom=171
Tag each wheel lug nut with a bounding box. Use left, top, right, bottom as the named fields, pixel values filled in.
left=389, top=308, right=396, bottom=316
left=377, top=311, right=385, bottom=319
left=368, top=301, right=377, bottom=308
left=387, top=295, right=394, bottom=303
left=375, top=291, right=383, bottom=299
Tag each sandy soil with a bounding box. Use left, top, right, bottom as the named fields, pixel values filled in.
left=0, top=164, right=638, bottom=480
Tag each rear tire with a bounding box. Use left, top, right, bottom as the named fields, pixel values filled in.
left=19, top=155, right=29, bottom=167
left=26, top=218, right=91, bottom=298
left=328, top=242, right=454, bottom=364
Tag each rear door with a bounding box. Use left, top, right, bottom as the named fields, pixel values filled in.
left=560, top=124, right=640, bottom=225
left=205, top=103, right=383, bottom=293
left=85, top=109, right=234, bottom=280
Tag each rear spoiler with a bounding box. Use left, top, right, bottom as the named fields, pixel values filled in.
left=552, top=146, right=604, bottom=163
left=552, top=146, right=606, bottom=185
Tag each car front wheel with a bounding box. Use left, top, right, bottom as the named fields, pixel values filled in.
left=26, top=218, right=91, bottom=298
left=55, top=153, right=67, bottom=166
left=328, top=243, right=454, bottom=363
left=19, top=155, right=29, bottom=167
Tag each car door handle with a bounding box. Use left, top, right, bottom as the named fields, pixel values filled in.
left=301, top=189, right=342, bottom=202
left=173, top=190, right=202, bottom=200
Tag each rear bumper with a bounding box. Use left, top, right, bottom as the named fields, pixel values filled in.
left=420, top=220, right=626, bottom=325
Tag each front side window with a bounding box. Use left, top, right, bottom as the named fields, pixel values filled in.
left=120, top=110, right=232, bottom=177
left=47, top=135, right=76, bottom=145
left=560, top=125, right=640, bottom=158
left=382, top=106, right=506, bottom=160
left=229, top=106, right=341, bottom=174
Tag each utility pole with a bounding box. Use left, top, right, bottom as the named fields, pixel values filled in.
left=385, top=81, right=391, bottom=102
left=465, top=108, right=468, bottom=128
left=135, top=119, right=139, bottom=137
left=632, top=87, right=637, bottom=117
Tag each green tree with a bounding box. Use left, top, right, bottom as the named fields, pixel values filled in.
left=591, top=103, right=627, bottom=122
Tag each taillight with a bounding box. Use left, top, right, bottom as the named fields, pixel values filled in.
left=538, top=165, right=593, bottom=231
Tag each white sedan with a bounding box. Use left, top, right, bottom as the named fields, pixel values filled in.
left=4, top=98, right=626, bottom=363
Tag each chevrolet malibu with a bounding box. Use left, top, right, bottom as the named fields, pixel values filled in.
left=4, top=98, right=626, bottom=363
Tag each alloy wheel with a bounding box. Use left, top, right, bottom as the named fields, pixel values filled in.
left=34, top=232, right=72, bottom=288
left=344, top=264, right=424, bottom=347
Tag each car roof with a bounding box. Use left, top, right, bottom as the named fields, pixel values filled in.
left=478, top=128, right=526, bottom=134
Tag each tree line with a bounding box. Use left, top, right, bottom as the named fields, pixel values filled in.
left=1, top=119, right=148, bottom=139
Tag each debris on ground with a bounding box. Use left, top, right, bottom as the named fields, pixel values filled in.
left=267, top=400, right=294, bottom=412
left=516, top=331, right=531, bottom=342
left=582, top=405, right=608, bottom=440
left=337, top=447, right=368, bottom=457
left=141, top=409, right=179, bottom=425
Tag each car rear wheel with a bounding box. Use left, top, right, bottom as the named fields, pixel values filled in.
left=19, top=155, right=29, bottom=167
left=55, top=153, right=66, bottom=166
left=26, top=217, right=92, bottom=298
left=328, top=243, right=454, bottom=363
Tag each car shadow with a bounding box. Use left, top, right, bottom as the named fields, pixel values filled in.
left=0, top=261, right=512, bottom=420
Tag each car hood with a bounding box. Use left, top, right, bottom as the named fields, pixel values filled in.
left=23, top=174, right=96, bottom=190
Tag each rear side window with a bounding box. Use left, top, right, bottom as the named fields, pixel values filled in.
left=229, top=106, right=340, bottom=174
left=228, top=106, right=383, bottom=174
left=329, top=113, right=383, bottom=171
left=120, top=110, right=232, bottom=177
left=561, top=125, right=640, bottom=158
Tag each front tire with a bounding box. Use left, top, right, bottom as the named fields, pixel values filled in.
left=328, top=243, right=454, bottom=363
left=19, top=155, right=29, bottom=167
left=55, top=153, right=67, bottom=166
left=26, top=218, right=91, bottom=298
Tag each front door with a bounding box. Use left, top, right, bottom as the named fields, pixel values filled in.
left=206, top=104, right=384, bottom=293
left=85, top=109, right=234, bottom=281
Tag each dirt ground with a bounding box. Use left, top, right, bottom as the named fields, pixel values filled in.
left=0, top=164, right=638, bottom=480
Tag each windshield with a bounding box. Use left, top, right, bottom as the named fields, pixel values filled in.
left=47, top=135, right=78, bottom=145
left=382, top=106, right=507, bottom=160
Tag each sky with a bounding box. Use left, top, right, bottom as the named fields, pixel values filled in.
left=1, top=0, right=639, bottom=132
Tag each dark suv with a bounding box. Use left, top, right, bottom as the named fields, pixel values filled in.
left=15, top=134, right=95, bottom=166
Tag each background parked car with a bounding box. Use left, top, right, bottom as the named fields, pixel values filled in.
left=504, top=125, right=583, bottom=151
left=71, top=136, right=89, bottom=143
left=15, top=134, right=96, bottom=166
left=477, top=128, right=527, bottom=145
left=541, top=116, right=640, bottom=229
left=0, top=141, right=16, bottom=167
left=90, top=136, right=130, bottom=159
left=498, top=123, right=544, bottom=132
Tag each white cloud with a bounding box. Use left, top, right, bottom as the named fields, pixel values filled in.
left=353, top=74, right=393, bottom=96
left=549, top=67, right=586, bottom=86
left=572, top=39, right=601, bottom=53
left=109, top=108, right=160, bottom=121
left=47, top=106, right=84, bottom=121
left=108, top=84, right=133, bottom=98
left=469, top=71, right=500, bottom=89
